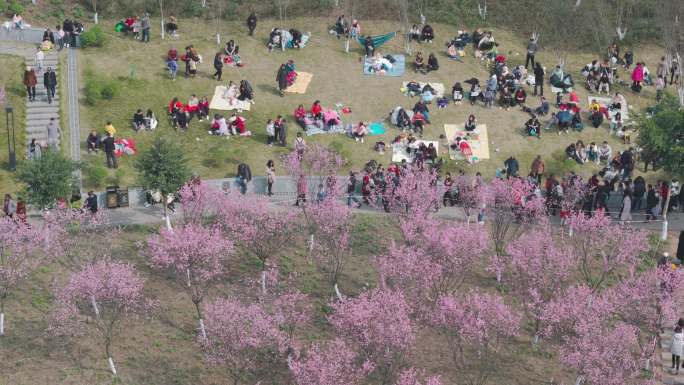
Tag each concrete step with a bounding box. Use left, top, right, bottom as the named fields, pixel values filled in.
left=26, top=100, right=59, bottom=108
left=27, top=111, right=60, bottom=120
left=26, top=106, right=60, bottom=114
left=26, top=119, right=60, bottom=128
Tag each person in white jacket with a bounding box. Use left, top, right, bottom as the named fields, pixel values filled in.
left=672, top=326, right=683, bottom=374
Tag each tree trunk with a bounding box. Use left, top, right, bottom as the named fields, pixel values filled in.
left=159, top=0, right=165, bottom=40
left=1, top=299, right=4, bottom=336
left=308, top=233, right=315, bottom=261
left=91, top=295, right=100, bottom=317
left=163, top=194, right=172, bottom=230
left=108, top=357, right=117, bottom=375
left=334, top=283, right=343, bottom=301
left=261, top=270, right=267, bottom=294
left=574, top=375, right=583, bottom=385
left=194, top=301, right=207, bottom=339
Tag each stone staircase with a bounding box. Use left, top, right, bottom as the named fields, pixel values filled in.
left=24, top=50, right=61, bottom=148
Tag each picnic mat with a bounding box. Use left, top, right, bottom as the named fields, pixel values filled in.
left=587, top=95, right=630, bottom=121
left=363, top=54, right=405, bottom=77
left=369, top=121, right=386, bottom=136
left=305, top=124, right=345, bottom=136
left=286, top=72, right=314, bottom=94
left=550, top=85, right=573, bottom=94
left=444, top=123, right=490, bottom=160
left=401, top=82, right=445, bottom=97
left=209, top=86, right=251, bottom=111
left=392, top=140, right=439, bottom=163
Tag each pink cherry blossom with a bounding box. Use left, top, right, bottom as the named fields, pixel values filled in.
left=394, top=368, right=443, bottom=385
left=289, top=338, right=374, bottom=385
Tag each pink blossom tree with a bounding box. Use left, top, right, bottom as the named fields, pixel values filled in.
left=381, top=166, right=444, bottom=223
left=430, top=291, right=521, bottom=385
left=562, top=322, right=642, bottom=385
left=329, top=289, right=416, bottom=384
left=146, top=223, right=234, bottom=339
left=216, top=191, right=298, bottom=294
left=505, top=224, right=575, bottom=342
left=39, top=207, right=107, bottom=270
left=453, top=173, right=483, bottom=224
left=289, top=338, right=374, bottom=385
left=271, top=291, right=313, bottom=361
left=376, top=219, right=488, bottom=310
left=178, top=179, right=225, bottom=224
left=49, top=259, right=152, bottom=375
left=200, top=297, right=285, bottom=385
left=0, top=218, right=38, bottom=336
left=565, top=211, right=649, bottom=292
left=482, top=177, right=545, bottom=281
left=394, top=368, right=443, bottom=385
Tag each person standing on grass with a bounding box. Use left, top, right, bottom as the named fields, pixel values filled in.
left=247, top=13, right=257, bottom=36
left=525, top=37, right=538, bottom=69
left=672, top=326, right=683, bottom=375
left=534, top=62, right=545, bottom=97
left=141, top=13, right=151, bottom=43
left=266, top=160, right=275, bottom=196
left=278, top=118, right=288, bottom=146
left=23, top=66, right=37, bottom=102
left=276, top=63, right=288, bottom=97
left=266, top=119, right=275, bottom=146
left=103, top=132, right=117, bottom=169
left=43, top=67, right=57, bottom=104
left=212, top=52, right=223, bottom=81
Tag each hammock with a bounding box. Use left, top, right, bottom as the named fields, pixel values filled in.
left=356, top=32, right=397, bottom=49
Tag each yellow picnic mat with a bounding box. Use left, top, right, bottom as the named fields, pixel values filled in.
left=209, top=86, right=251, bottom=111
left=286, top=72, right=314, bottom=94
left=401, top=81, right=445, bottom=97
left=444, top=123, right=490, bottom=160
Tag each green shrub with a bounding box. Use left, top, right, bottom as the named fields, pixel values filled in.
left=73, top=5, right=83, bottom=19
left=80, top=25, right=106, bottom=48
left=8, top=1, right=23, bottom=16
left=83, top=163, right=107, bottom=188
left=100, top=82, right=119, bottom=100
left=83, top=78, right=102, bottom=105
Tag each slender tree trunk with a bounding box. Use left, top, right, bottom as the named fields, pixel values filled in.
left=194, top=301, right=207, bottom=339
left=334, top=283, right=343, bottom=300
left=0, top=298, right=5, bottom=336
left=159, top=0, right=165, bottom=40
left=163, top=194, right=172, bottom=230
left=91, top=295, right=100, bottom=316
left=261, top=269, right=267, bottom=294
left=308, top=233, right=315, bottom=261
left=105, top=341, right=117, bottom=375
left=108, top=357, right=117, bottom=375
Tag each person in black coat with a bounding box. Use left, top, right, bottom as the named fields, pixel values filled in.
left=237, top=163, right=252, bottom=194
left=84, top=191, right=98, bottom=214
left=421, top=24, right=434, bottom=42
left=364, top=35, right=374, bottom=57
left=276, top=64, right=288, bottom=96
left=534, top=62, right=545, bottom=96
left=238, top=80, right=253, bottom=101
left=102, top=133, right=117, bottom=169
left=213, top=52, right=223, bottom=81
left=278, top=118, right=288, bottom=146
left=247, top=13, right=257, bottom=36
left=43, top=67, right=57, bottom=104
left=646, top=184, right=659, bottom=221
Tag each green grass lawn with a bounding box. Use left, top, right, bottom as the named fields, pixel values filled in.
left=0, top=55, right=27, bottom=195
left=76, top=17, right=670, bottom=190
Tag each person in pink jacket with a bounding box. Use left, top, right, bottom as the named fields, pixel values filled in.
left=631, top=62, right=644, bottom=92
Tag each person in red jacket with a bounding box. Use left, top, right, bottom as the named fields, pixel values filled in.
left=294, top=104, right=307, bottom=129
left=310, top=100, right=323, bottom=120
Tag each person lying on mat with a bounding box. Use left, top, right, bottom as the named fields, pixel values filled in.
left=427, top=54, right=439, bottom=72
left=352, top=122, right=369, bottom=143
left=452, top=82, right=464, bottom=104
left=294, top=104, right=307, bottom=129
left=465, top=114, right=477, bottom=132
left=370, top=53, right=393, bottom=73
left=311, top=100, right=323, bottom=120
left=413, top=52, right=426, bottom=74
left=452, top=137, right=473, bottom=164
left=421, top=24, right=434, bottom=43
left=223, top=81, right=239, bottom=106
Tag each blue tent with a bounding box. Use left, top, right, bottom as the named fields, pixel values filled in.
left=356, top=32, right=397, bottom=49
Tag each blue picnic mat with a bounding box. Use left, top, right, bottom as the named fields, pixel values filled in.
left=369, top=121, right=386, bottom=136
left=363, top=54, right=405, bottom=77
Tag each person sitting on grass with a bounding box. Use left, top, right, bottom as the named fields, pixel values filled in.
left=412, top=111, right=426, bottom=137
left=176, top=108, right=189, bottom=131
left=229, top=113, right=250, bottom=136
left=452, top=82, right=464, bottom=104
left=413, top=100, right=430, bottom=123
left=446, top=41, right=463, bottom=62
left=87, top=130, right=100, bottom=153
left=514, top=87, right=527, bottom=106
left=408, top=24, right=420, bottom=42
left=525, top=116, right=541, bottom=138
left=465, top=114, right=477, bottom=131
left=572, top=112, right=584, bottom=131
left=169, top=97, right=183, bottom=125
left=469, top=82, right=482, bottom=105
left=133, top=109, right=145, bottom=132
left=294, top=104, right=307, bottom=129
left=145, top=109, right=158, bottom=130
left=334, top=15, right=349, bottom=38
left=209, top=114, right=229, bottom=136
left=543, top=112, right=559, bottom=131
left=421, top=24, right=434, bottom=43
left=534, top=96, right=550, bottom=115
left=238, top=80, right=254, bottom=103
left=224, top=40, right=242, bottom=66
left=186, top=94, right=199, bottom=120
left=499, top=86, right=513, bottom=110
left=414, top=52, right=426, bottom=74
left=352, top=121, right=369, bottom=143
left=198, top=96, right=209, bottom=122
left=311, top=100, right=323, bottom=120
left=426, top=53, right=439, bottom=72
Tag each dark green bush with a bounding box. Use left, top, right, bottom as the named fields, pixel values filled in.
left=83, top=163, right=107, bottom=189
left=80, top=25, right=106, bottom=48
left=100, top=82, right=119, bottom=100
left=83, top=78, right=102, bottom=106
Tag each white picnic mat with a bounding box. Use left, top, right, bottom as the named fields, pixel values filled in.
left=550, top=85, right=573, bottom=94
left=209, top=86, right=251, bottom=111
left=401, top=82, right=445, bottom=98
left=392, top=140, right=439, bottom=163
left=444, top=124, right=490, bottom=160
left=587, top=96, right=629, bottom=121
left=286, top=72, right=314, bottom=94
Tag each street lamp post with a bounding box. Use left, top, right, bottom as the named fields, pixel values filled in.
left=5, top=102, right=16, bottom=171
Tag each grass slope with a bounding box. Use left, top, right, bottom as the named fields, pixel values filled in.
left=0, top=55, right=27, bottom=195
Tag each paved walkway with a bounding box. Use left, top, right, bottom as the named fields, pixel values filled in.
left=66, top=47, right=81, bottom=187
left=0, top=43, right=61, bottom=150
left=660, top=327, right=684, bottom=384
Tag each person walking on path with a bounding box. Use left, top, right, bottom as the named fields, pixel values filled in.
left=266, top=160, right=275, bottom=196
left=46, top=118, right=60, bottom=151
left=103, top=132, right=117, bottom=169
left=213, top=52, right=223, bottom=81
left=55, top=25, right=65, bottom=50
left=672, top=325, right=683, bottom=374
left=141, top=13, right=151, bottom=42
left=23, top=66, right=37, bottom=102
left=247, top=13, right=257, bottom=36
left=34, top=47, right=44, bottom=73
left=237, top=163, right=252, bottom=194
left=620, top=186, right=632, bottom=224
left=295, top=174, right=307, bottom=206
left=43, top=67, right=57, bottom=104
left=525, top=37, right=538, bottom=69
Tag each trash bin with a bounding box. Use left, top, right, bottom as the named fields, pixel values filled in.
left=117, top=187, right=129, bottom=208
left=106, top=185, right=119, bottom=208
